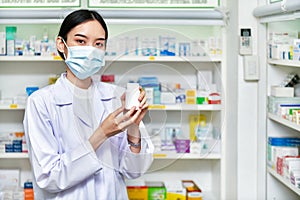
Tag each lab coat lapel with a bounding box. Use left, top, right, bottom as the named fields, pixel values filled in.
left=73, top=98, right=93, bottom=129
left=53, top=73, right=93, bottom=131
left=94, top=83, right=118, bottom=197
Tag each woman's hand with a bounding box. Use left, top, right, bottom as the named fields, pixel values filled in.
left=125, top=87, right=148, bottom=153
left=122, top=86, right=149, bottom=126
left=89, top=87, right=148, bottom=151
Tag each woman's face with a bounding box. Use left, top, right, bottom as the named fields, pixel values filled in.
left=58, top=20, right=106, bottom=57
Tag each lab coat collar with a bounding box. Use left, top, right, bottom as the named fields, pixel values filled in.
left=52, top=73, right=117, bottom=106
left=52, top=73, right=119, bottom=130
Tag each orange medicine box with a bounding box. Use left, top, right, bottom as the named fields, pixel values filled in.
left=24, top=181, right=34, bottom=200
left=182, top=180, right=202, bottom=200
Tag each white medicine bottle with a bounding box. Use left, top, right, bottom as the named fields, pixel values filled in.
left=125, top=83, right=140, bottom=110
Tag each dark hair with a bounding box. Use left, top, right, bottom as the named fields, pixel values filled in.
left=57, top=9, right=108, bottom=59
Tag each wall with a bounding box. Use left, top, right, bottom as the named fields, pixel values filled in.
left=237, top=0, right=261, bottom=199
left=223, top=0, right=239, bottom=199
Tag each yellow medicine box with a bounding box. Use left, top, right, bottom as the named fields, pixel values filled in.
left=186, top=89, right=197, bottom=97
left=186, top=97, right=196, bottom=105
left=127, top=186, right=148, bottom=200
left=189, top=114, right=206, bottom=142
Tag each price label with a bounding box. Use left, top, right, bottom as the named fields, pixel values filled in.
left=88, top=0, right=220, bottom=8
left=0, top=0, right=80, bottom=8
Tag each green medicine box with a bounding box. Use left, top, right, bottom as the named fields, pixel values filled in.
left=6, top=26, right=16, bottom=40
left=146, top=181, right=166, bottom=200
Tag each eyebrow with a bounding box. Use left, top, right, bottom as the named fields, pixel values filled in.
left=74, top=33, right=106, bottom=41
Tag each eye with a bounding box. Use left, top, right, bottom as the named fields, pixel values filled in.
left=95, top=41, right=106, bottom=48
left=76, top=39, right=85, bottom=45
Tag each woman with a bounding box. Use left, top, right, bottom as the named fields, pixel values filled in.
left=23, top=9, right=154, bottom=200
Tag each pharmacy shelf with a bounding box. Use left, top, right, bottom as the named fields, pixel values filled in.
left=149, top=104, right=222, bottom=111
left=153, top=152, right=221, bottom=159
left=0, top=152, right=220, bottom=160
left=268, top=167, right=300, bottom=196
left=0, top=55, right=222, bottom=63
left=268, top=113, right=300, bottom=132
left=268, top=59, right=300, bottom=68
left=0, top=104, right=221, bottom=111
left=0, top=56, right=63, bottom=61
left=0, top=153, right=28, bottom=159
left=105, top=55, right=222, bottom=62
left=0, top=105, right=25, bottom=110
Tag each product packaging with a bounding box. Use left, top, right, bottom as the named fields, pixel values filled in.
left=125, top=83, right=140, bottom=110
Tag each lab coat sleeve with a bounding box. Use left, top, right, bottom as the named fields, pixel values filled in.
left=118, top=122, right=154, bottom=179
left=23, top=92, right=102, bottom=193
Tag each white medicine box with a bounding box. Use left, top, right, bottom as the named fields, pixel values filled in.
left=0, top=32, right=6, bottom=55
left=271, top=86, right=294, bottom=97
left=0, top=169, right=20, bottom=190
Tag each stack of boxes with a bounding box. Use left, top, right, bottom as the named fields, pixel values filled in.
left=126, top=180, right=202, bottom=200
left=0, top=26, right=57, bottom=57
left=268, top=31, right=299, bottom=61
left=0, top=132, right=27, bottom=153
left=138, top=77, right=161, bottom=105
left=268, top=136, right=300, bottom=189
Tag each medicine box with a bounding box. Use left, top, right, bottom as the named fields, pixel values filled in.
left=182, top=180, right=203, bottom=200
left=175, top=139, right=190, bottom=153
left=165, top=181, right=186, bottom=200
left=146, top=181, right=166, bottom=200
left=271, top=86, right=294, bottom=97
left=127, top=186, right=148, bottom=200
left=267, top=96, right=300, bottom=114
left=272, top=146, right=299, bottom=169
left=0, top=32, right=6, bottom=55
left=24, top=181, right=34, bottom=200
left=0, top=169, right=20, bottom=191
left=189, top=114, right=206, bottom=142
left=160, top=92, right=176, bottom=104
left=283, top=156, right=300, bottom=179
left=126, top=179, right=148, bottom=200
left=144, top=87, right=154, bottom=105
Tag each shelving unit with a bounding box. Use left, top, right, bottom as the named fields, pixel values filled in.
left=0, top=55, right=222, bottom=62
left=102, top=46, right=224, bottom=200
left=254, top=1, right=300, bottom=199
left=0, top=152, right=221, bottom=160
left=0, top=8, right=231, bottom=200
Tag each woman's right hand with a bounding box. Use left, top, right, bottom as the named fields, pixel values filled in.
left=89, top=105, right=142, bottom=150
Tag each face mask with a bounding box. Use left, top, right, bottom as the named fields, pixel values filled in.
left=62, top=39, right=105, bottom=80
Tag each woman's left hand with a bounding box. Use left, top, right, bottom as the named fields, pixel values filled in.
left=121, top=86, right=148, bottom=126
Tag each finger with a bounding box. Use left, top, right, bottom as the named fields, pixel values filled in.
left=115, top=107, right=136, bottom=127
left=140, top=103, right=149, bottom=110
left=119, top=109, right=142, bottom=129
left=122, top=106, right=137, bottom=121
left=121, top=92, right=126, bottom=102
left=139, top=96, right=147, bottom=107
left=138, top=89, right=145, bottom=101
left=121, top=106, right=138, bottom=122
left=111, top=106, right=125, bottom=118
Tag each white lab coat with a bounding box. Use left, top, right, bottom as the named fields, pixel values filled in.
left=23, top=73, right=154, bottom=200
